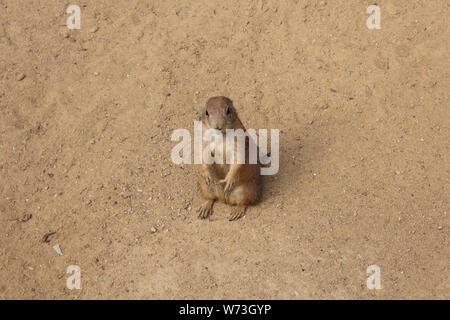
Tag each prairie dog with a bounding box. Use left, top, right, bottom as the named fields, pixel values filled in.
left=197, top=96, right=261, bottom=221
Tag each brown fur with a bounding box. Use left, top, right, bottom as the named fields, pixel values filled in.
left=197, top=96, right=261, bottom=221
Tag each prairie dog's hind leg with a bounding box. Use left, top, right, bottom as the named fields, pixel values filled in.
left=229, top=205, right=246, bottom=221
left=197, top=199, right=215, bottom=219
left=226, top=183, right=260, bottom=221
left=198, top=175, right=218, bottom=219
left=226, top=186, right=248, bottom=221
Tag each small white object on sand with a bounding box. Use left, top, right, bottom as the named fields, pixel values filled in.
left=53, top=244, right=63, bottom=256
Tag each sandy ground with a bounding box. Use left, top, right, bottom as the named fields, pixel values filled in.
left=0, top=0, right=449, bottom=299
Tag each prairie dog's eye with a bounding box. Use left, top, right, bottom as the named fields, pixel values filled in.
left=205, top=110, right=209, bottom=117
left=226, top=106, right=231, bottom=116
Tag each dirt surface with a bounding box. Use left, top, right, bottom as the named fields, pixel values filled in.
left=0, top=0, right=448, bottom=299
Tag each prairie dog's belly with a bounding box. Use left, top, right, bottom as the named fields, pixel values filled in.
left=203, top=130, right=245, bottom=161
left=203, top=133, right=232, bottom=179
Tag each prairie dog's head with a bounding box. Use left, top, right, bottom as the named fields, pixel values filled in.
left=201, top=96, right=238, bottom=133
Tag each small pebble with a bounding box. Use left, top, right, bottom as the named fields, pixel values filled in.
left=17, top=73, right=26, bottom=81
left=42, top=231, right=56, bottom=243
left=20, top=213, right=32, bottom=222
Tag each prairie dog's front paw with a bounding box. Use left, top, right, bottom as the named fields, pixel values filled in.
left=203, top=173, right=215, bottom=188
left=218, top=175, right=236, bottom=193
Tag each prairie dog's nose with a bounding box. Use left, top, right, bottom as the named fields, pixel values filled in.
left=215, top=122, right=222, bottom=130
